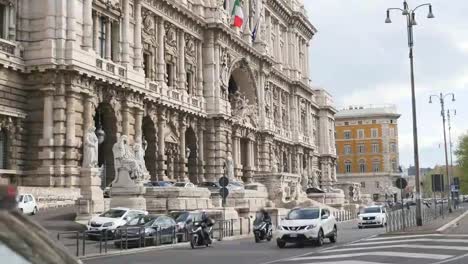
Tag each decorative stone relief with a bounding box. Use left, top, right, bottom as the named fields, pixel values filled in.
left=220, top=47, right=231, bottom=87
left=142, top=10, right=156, bottom=45
left=185, top=35, right=196, bottom=60
left=164, top=22, right=177, bottom=55
left=112, top=135, right=149, bottom=184
left=230, top=91, right=258, bottom=128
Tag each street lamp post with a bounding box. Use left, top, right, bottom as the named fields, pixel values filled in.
left=429, top=93, right=455, bottom=212
left=385, top=1, right=434, bottom=226
left=447, top=109, right=456, bottom=207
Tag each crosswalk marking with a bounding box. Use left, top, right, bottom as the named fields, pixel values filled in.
left=299, top=261, right=386, bottom=264
left=287, top=251, right=453, bottom=261
left=348, top=238, right=468, bottom=246
left=324, top=244, right=468, bottom=253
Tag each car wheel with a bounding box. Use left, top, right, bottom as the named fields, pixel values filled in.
left=277, top=240, right=286, bottom=248
left=32, top=207, right=38, bottom=215
left=329, top=226, right=337, bottom=243
left=316, top=229, right=324, bottom=246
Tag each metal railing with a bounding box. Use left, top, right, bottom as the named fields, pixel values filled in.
left=386, top=203, right=456, bottom=232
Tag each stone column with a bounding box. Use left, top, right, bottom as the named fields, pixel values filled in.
left=266, top=14, right=271, bottom=56
left=157, top=112, right=167, bottom=180
left=179, top=117, right=188, bottom=182
left=65, top=94, right=77, bottom=161
left=197, top=123, right=205, bottom=183
left=37, top=89, right=55, bottom=186
left=232, top=130, right=242, bottom=180
left=134, top=108, right=143, bottom=142
left=178, top=30, right=186, bottom=90
left=112, top=22, right=121, bottom=62
left=244, top=136, right=255, bottom=184
left=105, top=19, right=112, bottom=60
left=93, top=12, right=99, bottom=52
left=121, top=0, right=130, bottom=64
left=122, top=103, right=130, bottom=137
left=156, top=18, right=166, bottom=85
left=65, top=0, right=76, bottom=51
left=134, top=0, right=143, bottom=70
left=83, top=0, right=93, bottom=50
left=197, top=42, right=203, bottom=97
left=41, top=90, right=55, bottom=145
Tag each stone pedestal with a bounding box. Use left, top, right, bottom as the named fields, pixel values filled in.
left=144, top=186, right=212, bottom=213
left=110, top=168, right=146, bottom=211
left=307, top=192, right=345, bottom=210
left=75, top=168, right=105, bottom=220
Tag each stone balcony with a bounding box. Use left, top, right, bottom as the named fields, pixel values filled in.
left=95, top=58, right=127, bottom=79
left=0, top=38, right=24, bottom=71
left=147, top=81, right=205, bottom=113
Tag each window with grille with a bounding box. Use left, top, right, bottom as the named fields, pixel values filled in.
left=0, top=129, right=7, bottom=169
left=344, top=145, right=352, bottom=154
left=359, top=160, right=366, bottom=173
left=344, top=131, right=351, bottom=139
left=371, top=128, right=378, bottom=138
left=372, top=159, right=380, bottom=172
left=358, top=129, right=364, bottom=139
left=372, top=143, right=379, bottom=153
left=358, top=144, right=365, bottom=153
left=345, top=161, right=352, bottom=173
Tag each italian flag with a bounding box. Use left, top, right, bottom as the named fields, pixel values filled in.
left=231, top=0, right=244, bottom=28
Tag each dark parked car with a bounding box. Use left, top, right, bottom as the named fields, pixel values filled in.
left=144, top=181, right=173, bottom=187
left=114, top=214, right=159, bottom=239
left=114, top=215, right=176, bottom=248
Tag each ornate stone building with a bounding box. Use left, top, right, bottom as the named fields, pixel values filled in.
left=0, top=0, right=337, bottom=205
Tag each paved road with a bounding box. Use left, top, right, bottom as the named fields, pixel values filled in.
left=83, top=220, right=385, bottom=264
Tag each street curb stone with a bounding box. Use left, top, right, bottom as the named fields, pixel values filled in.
left=436, top=210, right=468, bottom=233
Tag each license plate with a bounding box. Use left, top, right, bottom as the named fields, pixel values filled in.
left=289, top=234, right=297, bottom=238
left=90, top=228, right=99, bottom=231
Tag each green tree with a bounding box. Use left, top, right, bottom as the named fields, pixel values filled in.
left=455, top=133, right=468, bottom=194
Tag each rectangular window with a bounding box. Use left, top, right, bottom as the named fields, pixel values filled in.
left=389, top=127, right=395, bottom=137
left=358, top=129, right=364, bottom=139
left=166, top=63, right=173, bottom=87
left=344, top=122, right=349, bottom=126
left=358, top=121, right=362, bottom=125
left=372, top=120, right=377, bottom=124
left=98, top=16, right=107, bottom=58
left=344, top=131, right=351, bottom=139
left=360, top=182, right=366, bottom=188
left=390, top=143, right=397, bottom=153
left=372, top=143, right=379, bottom=153
left=358, top=144, right=365, bottom=153
left=372, top=161, right=380, bottom=172
left=371, top=128, right=378, bottom=138
left=0, top=5, right=5, bottom=39
left=344, top=145, right=352, bottom=155
left=186, top=72, right=193, bottom=94
left=143, top=53, right=150, bottom=78
left=345, top=162, right=352, bottom=173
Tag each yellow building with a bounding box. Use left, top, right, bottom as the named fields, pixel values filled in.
left=335, top=105, right=401, bottom=201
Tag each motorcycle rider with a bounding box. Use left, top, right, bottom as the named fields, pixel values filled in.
left=259, top=208, right=272, bottom=232
left=200, top=211, right=213, bottom=244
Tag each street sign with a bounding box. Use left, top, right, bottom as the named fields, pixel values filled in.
left=220, top=187, right=229, bottom=199
left=219, top=176, right=229, bottom=187
left=396, top=178, right=408, bottom=189
left=451, top=184, right=459, bottom=192
left=431, top=174, right=444, bottom=192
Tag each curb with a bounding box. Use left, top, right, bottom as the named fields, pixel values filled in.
left=436, top=210, right=468, bottom=233
left=79, top=234, right=252, bottom=260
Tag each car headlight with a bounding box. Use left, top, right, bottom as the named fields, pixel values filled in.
left=102, top=222, right=114, bottom=227
left=305, top=224, right=316, bottom=230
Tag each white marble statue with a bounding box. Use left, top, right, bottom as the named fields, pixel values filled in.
left=82, top=126, right=99, bottom=168
left=112, top=135, right=140, bottom=182
left=225, top=154, right=234, bottom=179
left=134, top=139, right=150, bottom=182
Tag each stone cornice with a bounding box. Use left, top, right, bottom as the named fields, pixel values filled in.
left=267, top=0, right=317, bottom=40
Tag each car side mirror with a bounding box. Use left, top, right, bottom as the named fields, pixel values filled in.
left=321, top=215, right=328, bottom=220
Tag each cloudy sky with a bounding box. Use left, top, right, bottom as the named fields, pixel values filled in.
left=304, top=0, right=468, bottom=168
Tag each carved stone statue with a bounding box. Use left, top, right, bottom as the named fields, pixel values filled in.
left=220, top=48, right=230, bottom=87
left=186, top=147, right=191, bottom=159
left=225, top=154, right=234, bottom=179
left=112, top=135, right=144, bottom=183
left=271, top=151, right=279, bottom=173
left=134, top=139, right=150, bottom=182
left=82, top=126, right=99, bottom=168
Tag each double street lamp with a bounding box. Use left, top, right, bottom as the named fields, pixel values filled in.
left=429, top=93, right=456, bottom=212
left=385, top=1, right=435, bottom=226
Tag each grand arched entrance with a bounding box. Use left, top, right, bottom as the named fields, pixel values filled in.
left=142, top=116, right=157, bottom=181
left=227, top=61, right=259, bottom=183
left=185, top=127, right=198, bottom=183
left=94, top=103, right=117, bottom=188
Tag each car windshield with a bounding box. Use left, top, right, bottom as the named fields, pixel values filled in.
left=175, top=212, right=190, bottom=222
left=99, top=209, right=126, bottom=218
left=363, top=207, right=382, bottom=214
left=144, top=217, right=162, bottom=227
left=287, top=208, right=320, bottom=220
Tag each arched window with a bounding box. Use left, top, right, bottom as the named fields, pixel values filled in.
left=345, top=161, right=352, bottom=173
left=372, top=159, right=380, bottom=172
left=359, top=159, right=366, bottom=173
left=391, top=159, right=398, bottom=172
left=0, top=129, right=7, bottom=169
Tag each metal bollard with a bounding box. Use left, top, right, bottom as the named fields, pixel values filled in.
left=82, top=231, right=86, bottom=256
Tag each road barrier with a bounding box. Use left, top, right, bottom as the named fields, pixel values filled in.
left=386, top=203, right=458, bottom=232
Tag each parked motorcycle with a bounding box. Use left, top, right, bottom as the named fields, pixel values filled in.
left=253, top=219, right=272, bottom=243
left=189, top=221, right=213, bottom=249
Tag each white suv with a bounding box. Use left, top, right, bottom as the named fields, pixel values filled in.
left=277, top=207, right=337, bottom=248
left=87, top=207, right=147, bottom=239
left=358, top=205, right=387, bottom=228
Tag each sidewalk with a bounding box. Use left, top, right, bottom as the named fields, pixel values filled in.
left=385, top=207, right=467, bottom=235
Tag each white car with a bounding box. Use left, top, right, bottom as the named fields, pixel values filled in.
left=358, top=206, right=387, bottom=228
left=174, top=182, right=195, bottom=188
left=276, top=207, right=337, bottom=248
left=17, top=194, right=38, bottom=215
left=87, top=207, right=147, bottom=238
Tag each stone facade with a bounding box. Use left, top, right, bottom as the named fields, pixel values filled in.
left=0, top=0, right=337, bottom=207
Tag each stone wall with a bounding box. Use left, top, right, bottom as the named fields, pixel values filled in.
left=17, top=186, right=81, bottom=209
left=144, top=187, right=212, bottom=213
